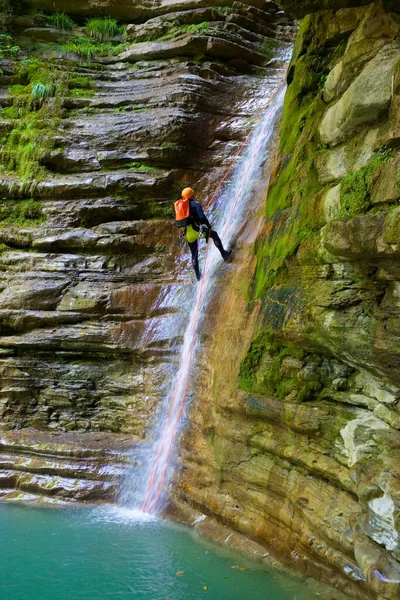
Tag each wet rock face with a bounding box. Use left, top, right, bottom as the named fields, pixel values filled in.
left=174, top=1, right=400, bottom=599
left=279, top=0, right=400, bottom=19
left=0, top=1, right=292, bottom=502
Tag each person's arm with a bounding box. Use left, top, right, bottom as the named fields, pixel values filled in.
left=194, top=201, right=211, bottom=228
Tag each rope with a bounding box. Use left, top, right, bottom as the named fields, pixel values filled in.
left=141, top=77, right=286, bottom=514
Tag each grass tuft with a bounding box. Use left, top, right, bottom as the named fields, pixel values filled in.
left=85, top=17, right=122, bottom=41
left=47, top=12, right=76, bottom=30
left=61, top=37, right=128, bottom=59
left=30, top=82, right=52, bottom=104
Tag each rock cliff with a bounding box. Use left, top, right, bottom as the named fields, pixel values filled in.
left=0, top=2, right=292, bottom=501
left=2, top=1, right=399, bottom=599
left=174, top=1, right=400, bottom=599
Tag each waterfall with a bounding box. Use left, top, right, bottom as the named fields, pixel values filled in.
left=119, top=85, right=287, bottom=515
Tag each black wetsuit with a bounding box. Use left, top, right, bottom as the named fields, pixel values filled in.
left=187, top=199, right=227, bottom=280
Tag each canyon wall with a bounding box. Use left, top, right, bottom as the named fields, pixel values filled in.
left=0, top=2, right=292, bottom=500
left=175, top=1, right=400, bottom=599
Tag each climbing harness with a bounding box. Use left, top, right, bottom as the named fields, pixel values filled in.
left=184, top=224, right=199, bottom=243
left=142, top=77, right=287, bottom=514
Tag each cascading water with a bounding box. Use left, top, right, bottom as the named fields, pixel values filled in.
left=119, top=83, right=287, bottom=515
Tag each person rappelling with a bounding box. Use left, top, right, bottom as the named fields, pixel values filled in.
left=174, top=187, right=232, bottom=281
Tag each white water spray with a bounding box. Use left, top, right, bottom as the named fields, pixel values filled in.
left=119, top=85, right=286, bottom=514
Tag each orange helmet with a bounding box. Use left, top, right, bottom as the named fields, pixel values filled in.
left=181, top=187, right=194, bottom=199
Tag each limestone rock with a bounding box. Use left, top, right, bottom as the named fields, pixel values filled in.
left=323, top=2, right=400, bottom=102
left=320, top=41, right=400, bottom=147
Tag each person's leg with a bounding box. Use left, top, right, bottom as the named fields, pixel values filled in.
left=188, top=239, right=201, bottom=280
left=209, top=229, right=231, bottom=260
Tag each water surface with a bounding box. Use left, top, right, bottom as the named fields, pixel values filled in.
left=0, top=504, right=342, bottom=600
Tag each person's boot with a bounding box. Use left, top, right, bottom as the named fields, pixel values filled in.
left=193, top=260, right=201, bottom=281
left=222, top=249, right=232, bottom=261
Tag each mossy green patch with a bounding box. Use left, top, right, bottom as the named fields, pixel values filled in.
left=8, top=84, right=27, bottom=97
left=339, top=151, right=394, bottom=219
left=0, top=106, right=19, bottom=119
left=239, top=331, right=274, bottom=391
left=68, top=76, right=92, bottom=89
left=253, top=41, right=331, bottom=299
left=146, top=21, right=214, bottom=43
left=0, top=198, right=44, bottom=226
left=260, top=38, right=279, bottom=60
left=1, top=60, right=68, bottom=181
left=129, top=162, right=159, bottom=173
left=239, top=331, right=315, bottom=402
left=69, top=87, right=95, bottom=98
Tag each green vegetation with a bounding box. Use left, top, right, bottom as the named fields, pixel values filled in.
left=218, top=6, right=233, bottom=17
left=61, top=36, right=128, bottom=59
left=0, top=33, right=21, bottom=60
left=0, top=106, right=19, bottom=119
left=17, top=58, right=69, bottom=97
left=47, top=12, right=76, bottom=30
left=260, top=38, right=279, bottom=60
left=68, top=76, right=92, bottom=89
left=129, top=162, right=159, bottom=172
left=339, top=150, right=394, bottom=219
left=239, top=331, right=272, bottom=390
left=157, top=21, right=213, bottom=42
left=69, top=87, right=95, bottom=98
left=239, top=331, right=318, bottom=402
left=85, top=17, right=122, bottom=41
left=68, top=76, right=95, bottom=97
left=0, top=60, right=68, bottom=181
left=253, top=46, right=332, bottom=298
left=31, top=82, right=52, bottom=104
left=0, top=198, right=44, bottom=226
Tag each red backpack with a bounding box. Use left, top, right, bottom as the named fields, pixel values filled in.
left=174, top=197, right=192, bottom=227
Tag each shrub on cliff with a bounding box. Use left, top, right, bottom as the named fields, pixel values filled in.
left=85, top=18, right=122, bottom=41
left=47, top=12, right=76, bottom=31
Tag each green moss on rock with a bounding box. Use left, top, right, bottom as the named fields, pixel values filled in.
left=239, top=332, right=314, bottom=402
left=0, top=198, right=44, bottom=226
left=339, top=151, right=394, bottom=219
